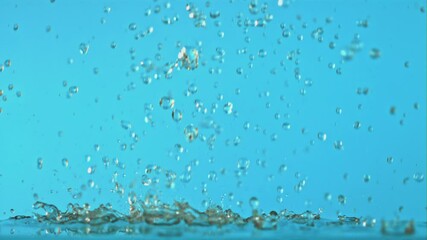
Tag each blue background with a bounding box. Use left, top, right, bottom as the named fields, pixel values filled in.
left=0, top=0, right=425, bottom=223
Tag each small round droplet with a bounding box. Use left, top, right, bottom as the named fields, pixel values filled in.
left=62, top=158, right=69, bottom=168
left=282, top=122, right=291, bottom=130
left=249, top=197, right=259, bottom=210
left=79, top=43, right=89, bottom=55
left=4, top=59, right=11, bottom=67
left=334, top=140, right=344, bottom=150
left=223, top=102, right=233, bottom=114
left=69, top=86, right=79, bottom=94
left=184, top=124, right=198, bottom=142
left=172, top=109, right=183, bottom=122
left=128, top=23, right=137, bottom=31
left=37, top=158, right=43, bottom=169
left=386, top=156, right=394, bottom=164
left=317, top=132, right=327, bottom=141
left=363, top=174, right=371, bottom=183
left=404, top=61, right=410, bottom=68
left=412, top=173, right=425, bottom=182
left=353, top=121, right=362, bottom=129
left=187, top=84, right=198, bottom=95
left=278, top=164, right=287, bottom=173
left=337, top=194, right=346, bottom=205
left=159, top=96, right=175, bottom=110
left=237, top=158, right=250, bottom=170
left=369, top=48, right=381, bottom=59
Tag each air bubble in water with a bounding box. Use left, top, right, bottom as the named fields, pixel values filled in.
left=334, top=140, right=344, bottom=150
left=159, top=96, right=175, bottom=110
left=249, top=197, right=259, bottom=210
left=224, top=102, right=233, bottom=114
left=338, top=194, right=346, bottom=205
left=369, top=48, right=381, bottom=59
left=353, top=121, right=362, bottom=129
left=128, top=23, right=137, bottom=31
left=282, top=122, right=291, bottom=130
left=317, top=132, right=327, bottom=141
left=178, top=47, right=199, bottom=70
left=62, top=158, right=69, bottom=168
left=172, top=109, right=183, bottom=122
left=79, top=43, right=89, bottom=55
left=37, top=158, right=43, bottom=169
left=237, top=158, right=250, bottom=170
left=69, top=86, right=79, bottom=94
left=184, top=124, right=198, bottom=142
left=412, top=173, right=424, bottom=182
left=363, top=174, right=371, bottom=183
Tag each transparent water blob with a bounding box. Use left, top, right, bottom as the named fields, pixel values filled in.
left=237, top=158, right=250, bottom=170
left=249, top=197, right=259, bottom=210
left=317, top=132, right=327, bottom=141
left=128, top=23, right=137, bottom=31
left=171, top=109, right=183, bottom=122
left=79, top=43, right=89, bottom=55
left=184, top=124, right=198, bottom=142
left=334, top=140, right=344, bottom=150
left=62, top=158, right=69, bottom=168
left=37, top=158, right=43, bottom=169
left=369, top=48, right=381, bottom=59
left=177, top=47, right=199, bottom=70
left=223, top=102, right=233, bottom=114
left=337, top=195, right=346, bottom=205
left=159, top=96, right=175, bottom=110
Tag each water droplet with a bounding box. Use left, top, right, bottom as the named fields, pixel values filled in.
left=69, top=86, right=79, bottom=94
left=278, top=164, right=287, bottom=173
left=223, top=102, right=233, bottom=114
left=282, top=122, right=291, bottom=130
left=141, top=174, right=152, bottom=186
left=184, top=124, right=198, bottom=142
left=249, top=197, right=259, bottom=210
left=369, top=48, right=381, bottom=59
left=237, top=158, right=250, bottom=170
left=236, top=67, right=244, bottom=75
left=79, top=43, right=89, bottom=55
left=404, top=61, right=410, bottom=68
left=187, top=84, right=198, bottom=95
left=172, top=109, right=183, bottom=122
left=336, top=107, right=343, bottom=114
left=324, top=193, right=332, bottom=201
left=4, top=59, right=11, bottom=67
left=413, top=173, right=425, bottom=182
left=62, top=158, right=69, bottom=168
left=386, top=156, right=394, bottom=164
left=159, top=96, right=175, bottom=110
left=207, top=171, right=217, bottom=181
left=258, top=49, right=267, bottom=58
left=128, top=23, right=137, bottom=31
left=37, top=158, right=43, bottom=169
left=334, top=140, right=344, bottom=150
left=353, top=121, right=362, bottom=129
left=178, top=47, right=199, bottom=70
left=120, top=120, right=132, bottom=130
left=363, top=174, right=371, bottom=183
left=317, top=132, right=327, bottom=141
left=337, top=194, right=346, bottom=205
